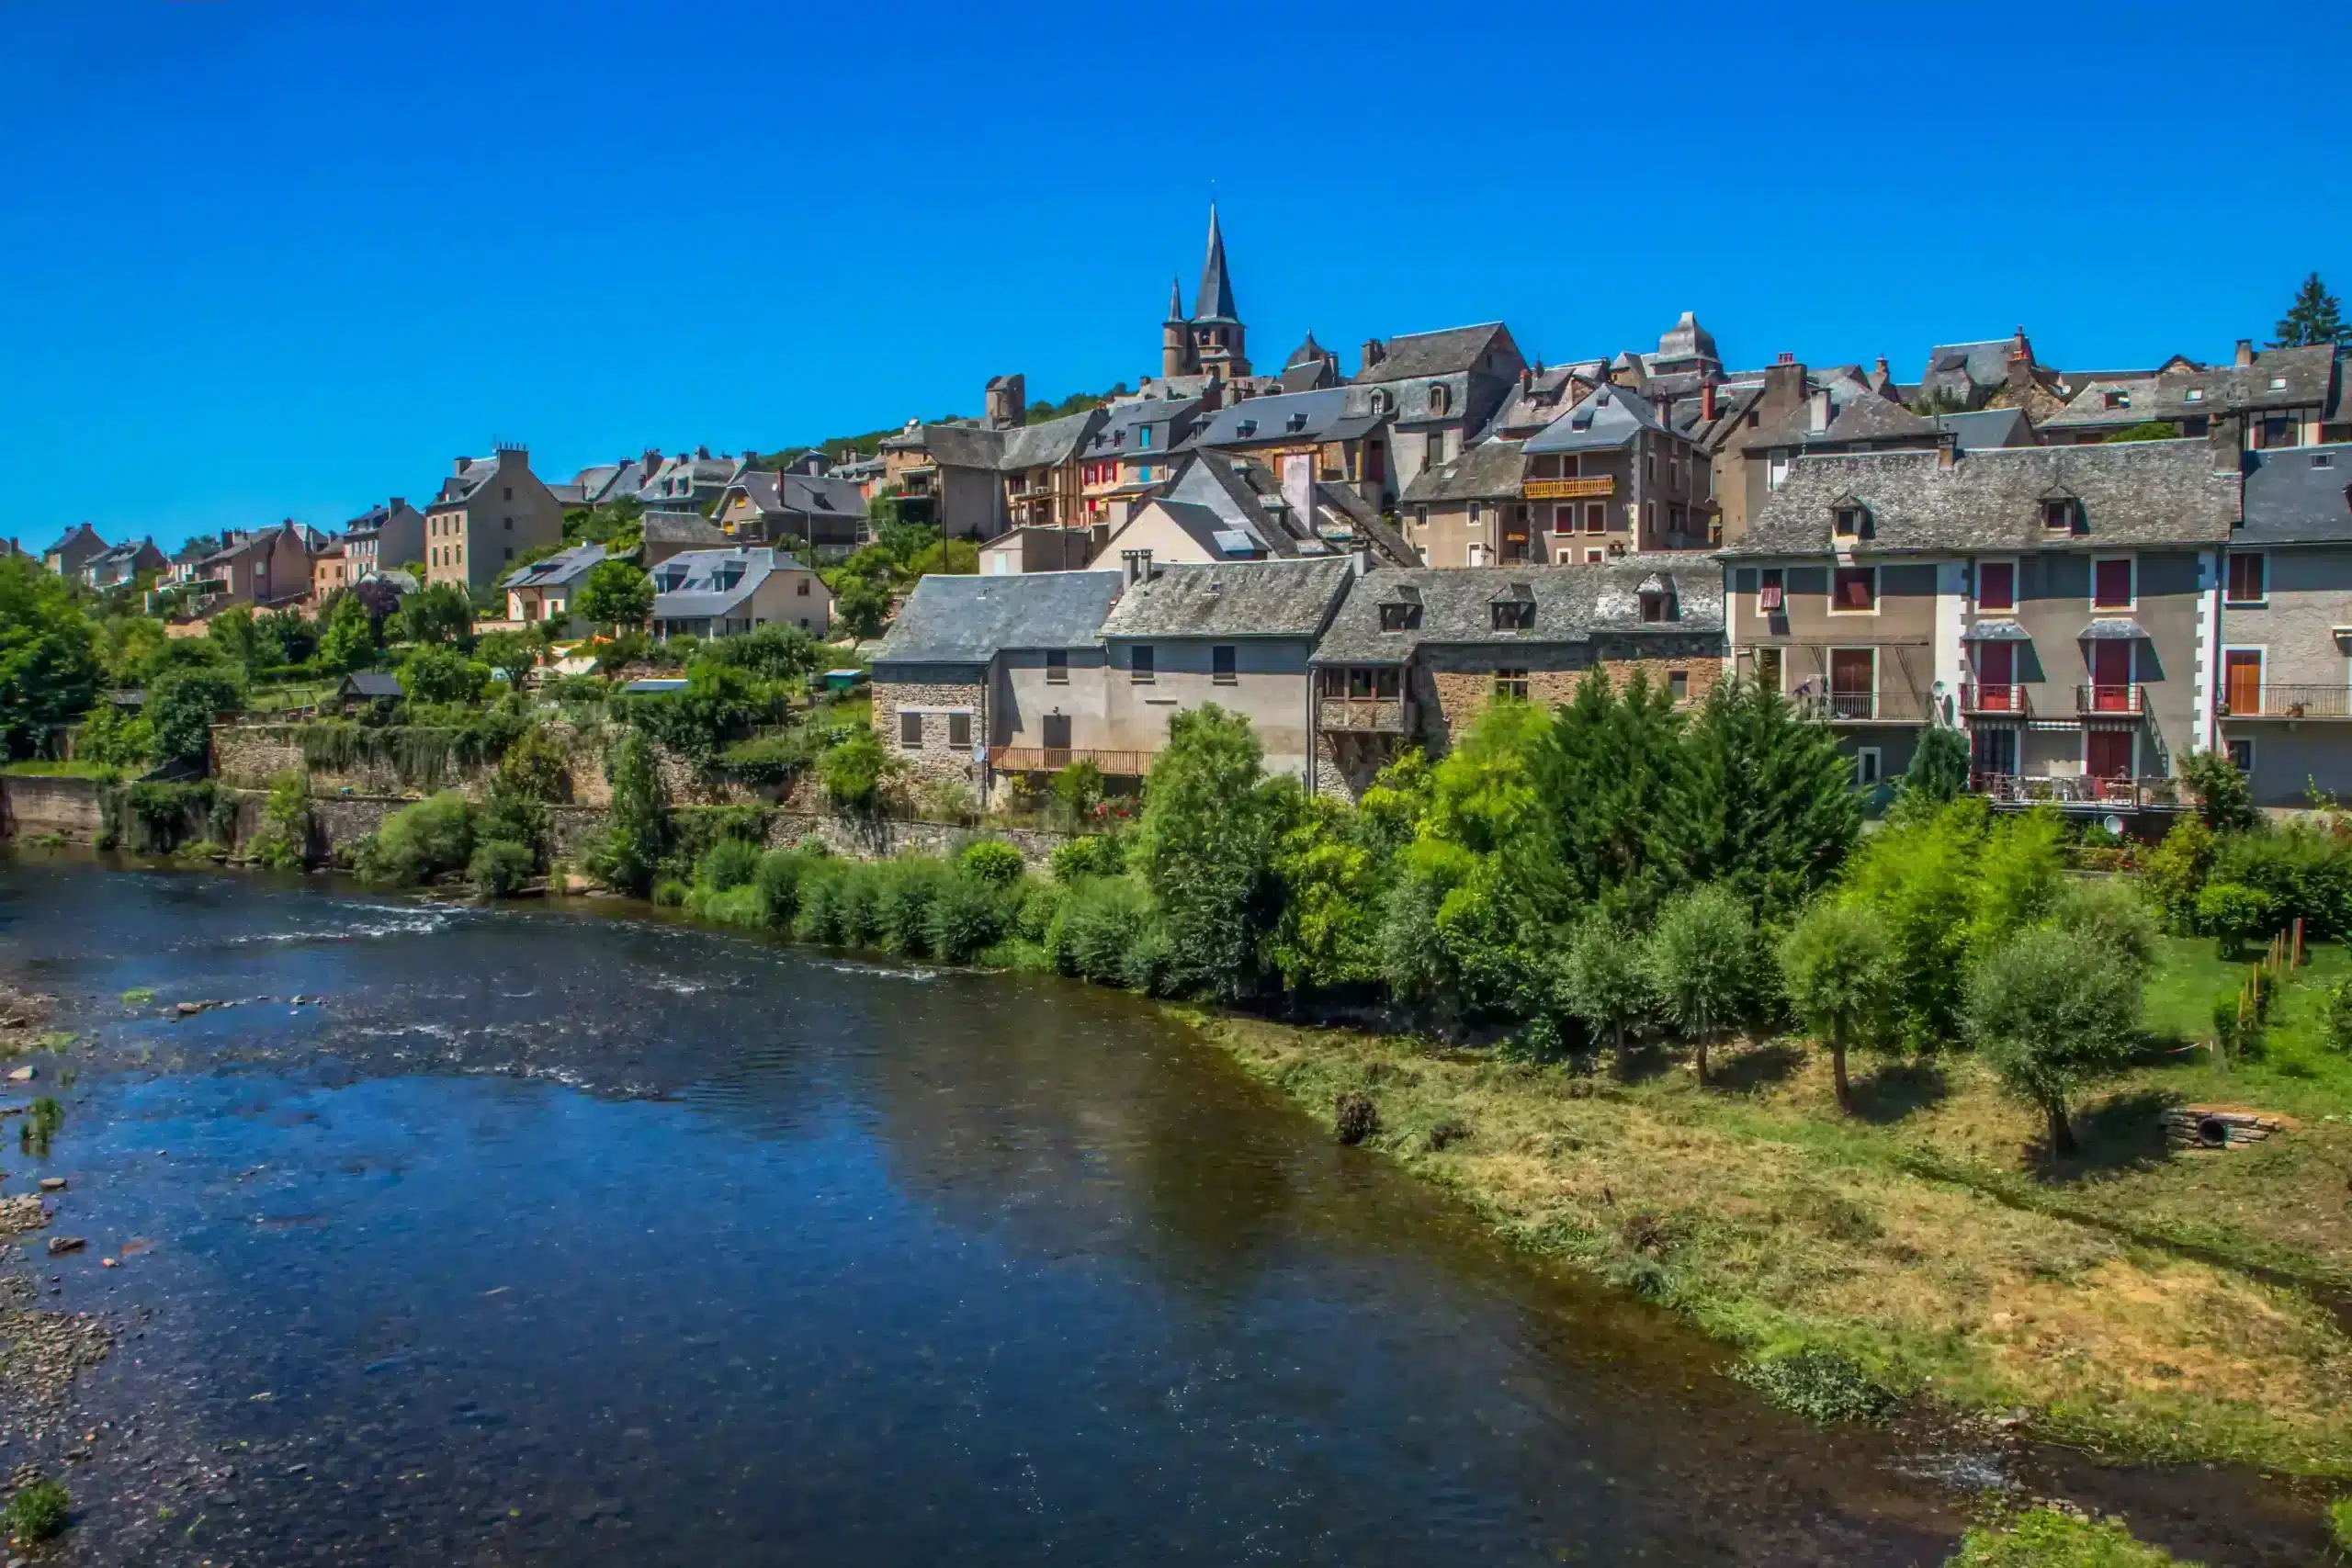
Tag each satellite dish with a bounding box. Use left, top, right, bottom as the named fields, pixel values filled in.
left=2103, top=814, right=2126, bottom=837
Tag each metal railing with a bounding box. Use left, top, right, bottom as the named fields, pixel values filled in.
left=1317, top=697, right=1410, bottom=733
left=1973, top=773, right=2184, bottom=809
left=988, top=746, right=1155, bottom=777
left=2217, top=684, right=2352, bottom=719
left=1796, top=689, right=1930, bottom=722
left=2075, top=683, right=2148, bottom=715
left=1960, top=682, right=2030, bottom=716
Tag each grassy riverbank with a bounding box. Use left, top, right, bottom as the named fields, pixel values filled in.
left=1182, top=935, right=2352, bottom=1479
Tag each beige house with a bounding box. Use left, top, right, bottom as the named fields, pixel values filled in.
left=2215, top=442, right=2352, bottom=805
left=194, top=524, right=313, bottom=613
left=424, top=446, right=565, bottom=593
left=501, top=544, right=608, bottom=636
left=649, top=547, right=832, bottom=639
left=979, top=526, right=1096, bottom=576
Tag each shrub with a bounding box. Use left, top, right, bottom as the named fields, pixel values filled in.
left=147, top=665, right=244, bottom=764
left=695, top=837, right=762, bottom=892
left=1051, top=760, right=1104, bottom=827
left=1967, top=927, right=2143, bottom=1159
left=2, top=1474, right=70, bottom=1542
left=820, top=728, right=892, bottom=814
left=2049, top=876, right=2162, bottom=976
left=2195, top=880, right=2277, bottom=958
left=2179, top=748, right=2257, bottom=834
left=1558, top=912, right=1654, bottom=1071
left=1333, top=1090, right=1380, bottom=1145
left=1136, top=705, right=1291, bottom=1000
left=587, top=731, right=667, bottom=897
left=1732, top=1347, right=1897, bottom=1424
left=468, top=839, right=536, bottom=897
left=956, top=839, right=1025, bottom=886
left=399, top=645, right=492, bottom=705
left=716, top=730, right=814, bottom=788
left=2138, top=817, right=2214, bottom=930
left=1946, top=1506, right=2193, bottom=1567
left=2328, top=1495, right=2352, bottom=1554
left=926, top=872, right=1012, bottom=963
left=651, top=876, right=688, bottom=908
left=244, top=770, right=311, bottom=870
left=1644, top=884, right=1764, bottom=1083
left=2211, top=824, right=2352, bottom=939
left=497, top=725, right=573, bottom=803
left=752, top=850, right=810, bottom=926
left=873, top=857, right=951, bottom=955
left=2325, top=981, right=2352, bottom=1055
left=355, top=793, right=473, bottom=886
left=1779, top=900, right=1895, bottom=1108
left=1046, top=876, right=1162, bottom=990
left=1048, top=830, right=1126, bottom=884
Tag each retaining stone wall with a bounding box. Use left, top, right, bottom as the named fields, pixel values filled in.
left=0, top=776, right=107, bottom=842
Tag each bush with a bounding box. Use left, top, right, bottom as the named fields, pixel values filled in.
left=1644, top=884, right=1765, bottom=1083
left=873, top=857, right=951, bottom=955
left=2049, top=876, right=2162, bottom=976
left=1779, top=900, right=1894, bottom=1107
left=926, top=872, right=1012, bottom=963
left=2195, top=880, right=2277, bottom=957
left=355, top=793, right=473, bottom=886
left=147, top=665, right=244, bottom=764
left=2325, top=981, right=2352, bottom=1055
left=2211, top=824, right=2352, bottom=939
left=587, top=731, right=667, bottom=897
left=2, top=1473, right=70, bottom=1542
left=1945, top=1506, right=2193, bottom=1566
left=2179, top=749, right=2257, bottom=834
left=244, top=770, right=311, bottom=869
left=820, top=728, right=892, bottom=813
left=2329, top=1495, right=2352, bottom=1554
left=1333, top=1090, right=1380, bottom=1145
left=1731, top=1347, right=1897, bottom=1424
left=716, top=730, right=814, bottom=788
left=1048, top=831, right=1126, bottom=884
left=498, top=725, right=573, bottom=803
left=468, top=838, right=536, bottom=897
left=752, top=849, right=810, bottom=926
left=399, top=645, right=492, bottom=705
left=1046, top=876, right=1165, bottom=990
left=697, top=838, right=763, bottom=892
left=956, top=839, right=1025, bottom=886
left=651, top=876, right=688, bottom=908
left=1967, top=927, right=2143, bottom=1159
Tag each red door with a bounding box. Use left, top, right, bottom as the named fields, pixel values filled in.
left=2086, top=729, right=2135, bottom=780
left=2091, top=640, right=2133, bottom=711
left=1974, top=642, right=2015, bottom=711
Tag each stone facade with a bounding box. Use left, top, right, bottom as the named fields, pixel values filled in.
left=873, top=675, right=989, bottom=795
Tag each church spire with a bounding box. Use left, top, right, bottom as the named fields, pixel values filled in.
left=1193, top=202, right=1238, bottom=324
left=1164, top=274, right=1188, bottom=324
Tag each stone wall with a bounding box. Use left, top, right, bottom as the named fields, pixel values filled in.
left=873, top=676, right=988, bottom=795
left=213, top=723, right=653, bottom=807
left=0, top=775, right=107, bottom=842
left=762, top=811, right=1070, bottom=869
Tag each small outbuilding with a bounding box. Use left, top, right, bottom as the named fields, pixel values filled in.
left=336, top=671, right=404, bottom=713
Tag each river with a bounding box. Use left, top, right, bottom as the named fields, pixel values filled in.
left=0, top=855, right=2321, bottom=1564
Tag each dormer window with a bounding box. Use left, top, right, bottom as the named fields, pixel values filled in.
left=1286, top=412, right=1307, bottom=433
left=1830, top=497, right=1871, bottom=539
left=1369, top=389, right=1392, bottom=417
left=1640, top=592, right=1676, bottom=623
left=1379, top=603, right=1414, bottom=631
left=1490, top=583, right=1535, bottom=630
left=2103, top=390, right=2130, bottom=411
left=2041, top=491, right=2080, bottom=532
left=2269, top=376, right=2288, bottom=390
left=2185, top=388, right=2205, bottom=403
left=1236, top=419, right=1258, bottom=437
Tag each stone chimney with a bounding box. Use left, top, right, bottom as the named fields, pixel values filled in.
left=2234, top=339, right=2255, bottom=368
left=389, top=497, right=404, bottom=512
left=1938, top=439, right=1958, bottom=468
left=1761, top=353, right=1806, bottom=420
left=1121, top=547, right=1154, bottom=587
left=452, top=456, right=472, bottom=476
left=2211, top=411, right=2246, bottom=473
left=1361, top=338, right=1386, bottom=373
left=2006, top=326, right=2038, bottom=392
left=1806, top=389, right=1832, bottom=434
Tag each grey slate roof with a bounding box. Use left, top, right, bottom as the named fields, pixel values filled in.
left=1929, top=407, right=2031, bottom=452
left=1000, top=408, right=1106, bottom=471
left=732, top=470, right=865, bottom=520
left=1355, top=323, right=1511, bottom=384
left=1743, top=388, right=1942, bottom=451
left=1100, top=558, right=1355, bottom=640
left=340, top=671, right=404, bottom=700
left=1728, top=441, right=2241, bottom=557
left=43, top=523, right=104, bottom=555
left=641, top=511, right=729, bottom=548
left=650, top=546, right=805, bottom=622
left=2238, top=444, right=2352, bottom=545
left=437, top=458, right=504, bottom=504
left=1314, top=560, right=1725, bottom=665
left=1400, top=439, right=1526, bottom=503
left=501, top=543, right=606, bottom=591
left=2042, top=344, right=2339, bottom=434
left=1193, top=204, right=1238, bottom=323
left=1081, top=397, right=1201, bottom=457
left=1191, top=387, right=1357, bottom=448
left=873, top=571, right=1125, bottom=668
left=1523, top=385, right=1671, bottom=455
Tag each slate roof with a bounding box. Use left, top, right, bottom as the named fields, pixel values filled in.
left=340, top=672, right=404, bottom=699
left=1920, top=339, right=2014, bottom=396
left=1193, top=204, right=1238, bottom=323
left=1191, top=387, right=1367, bottom=448
left=650, top=547, right=805, bottom=621
left=731, top=470, right=865, bottom=520
left=1000, top=408, right=1106, bottom=471
left=1743, top=387, right=1942, bottom=451
left=1478, top=365, right=1599, bottom=440
left=1727, top=442, right=2241, bottom=557
left=501, top=543, right=606, bottom=591
left=2237, top=444, right=2352, bottom=545
left=437, top=458, right=501, bottom=504
left=1314, top=560, right=1726, bottom=665
left=873, top=571, right=1126, bottom=668
left=1160, top=450, right=1295, bottom=556
left=2042, top=344, right=2339, bottom=434
left=1400, top=439, right=1526, bottom=503
left=1099, top=557, right=1354, bottom=640
left=1524, top=385, right=1673, bottom=455
left=1080, top=397, right=1201, bottom=457
left=43, top=523, right=104, bottom=555
left=1311, top=481, right=1419, bottom=566
left=1136, top=500, right=1270, bottom=559
left=641, top=511, right=729, bottom=549
left=1355, top=323, right=1511, bottom=384
left=1929, top=407, right=2031, bottom=452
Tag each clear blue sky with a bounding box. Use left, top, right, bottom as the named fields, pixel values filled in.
left=4, top=0, right=2346, bottom=552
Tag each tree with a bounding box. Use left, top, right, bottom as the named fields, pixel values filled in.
left=2178, top=750, right=2257, bottom=834
left=1645, top=884, right=1761, bottom=1084
left=2139, top=817, right=2215, bottom=931
left=1558, top=912, right=1654, bottom=1074
left=1889, top=726, right=1969, bottom=819
left=1136, top=705, right=1295, bottom=1000
left=1533, top=670, right=1686, bottom=919
left=2195, top=880, right=2276, bottom=958
left=314, top=592, right=379, bottom=676
left=254, top=607, right=317, bottom=671
left=1672, top=679, right=1860, bottom=919
left=587, top=730, right=667, bottom=896
left=577, top=560, right=652, bottom=634
left=1965, top=927, right=2143, bottom=1160
left=698, top=624, right=817, bottom=682
left=1779, top=901, right=1895, bottom=1107
left=831, top=570, right=893, bottom=639
left=2096, top=420, right=2184, bottom=444
left=206, top=605, right=259, bottom=673
left=398, top=645, right=491, bottom=705
left=400, top=582, right=478, bottom=649
left=0, top=558, right=99, bottom=758
left=474, top=630, right=538, bottom=690
left=346, top=575, right=403, bottom=629
left=146, top=666, right=243, bottom=765
left=2273, top=271, right=2348, bottom=348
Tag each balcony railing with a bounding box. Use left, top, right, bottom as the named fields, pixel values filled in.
left=1960, top=682, right=2030, bottom=716
left=1318, top=697, right=1410, bottom=734
left=1522, top=476, right=1614, bottom=501
left=1973, top=773, right=2185, bottom=810
left=2075, top=684, right=2149, bottom=716
left=1796, top=689, right=1929, bottom=723
left=2218, top=684, right=2352, bottom=719
left=989, top=745, right=1155, bottom=778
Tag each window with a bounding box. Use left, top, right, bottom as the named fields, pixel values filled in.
left=2268, top=376, right=2288, bottom=391
left=1976, top=560, right=2016, bottom=611
left=1046, top=649, right=1068, bottom=684
left=1853, top=748, right=1883, bottom=787
left=899, top=711, right=923, bottom=750
left=2225, top=552, right=2266, bottom=604
left=1468, top=502, right=1482, bottom=525
left=1640, top=592, right=1674, bottom=623
left=1212, top=645, right=1237, bottom=684
left=1755, top=646, right=1782, bottom=694
left=1668, top=670, right=1690, bottom=701
left=2228, top=738, right=2256, bottom=774
left=503, top=517, right=512, bottom=530
left=2316, top=452, right=2336, bottom=469
left=1833, top=504, right=1870, bottom=538
left=503, top=487, right=514, bottom=501
left=1585, top=502, right=1605, bottom=534
left=1378, top=602, right=1415, bottom=631
left=2041, top=498, right=2076, bottom=532
left=1138, top=427, right=1151, bottom=448
left=1758, top=567, right=1784, bottom=611
left=1768, top=450, right=1791, bottom=491
left=1131, top=645, right=1154, bottom=683
left=1494, top=668, right=1530, bottom=700
left=1491, top=599, right=1535, bottom=630
left=1414, top=506, right=1429, bottom=531
left=948, top=712, right=972, bottom=750
left=1584, top=548, right=1603, bottom=564
left=797, top=579, right=810, bottom=595
left=2258, top=415, right=2300, bottom=450
left=503, top=547, right=514, bottom=560
left=2185, top=388, right=2204, bottom=403
left=1830, top=566, right=1876, bottom=612
left=2092, top=557, right=2134, bottom=609
left=1428, top=383, right=1450, bottom=416
left=2102, top=390, right=2130, bottom=411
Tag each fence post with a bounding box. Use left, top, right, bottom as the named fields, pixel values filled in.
left=2293, top=916, right=2306, bottom=968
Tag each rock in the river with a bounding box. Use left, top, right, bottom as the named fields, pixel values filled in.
left=44, top=1236, right=84, bottom=1257
left=5, top=1067, right=32, bottom=1083
left=1333, top=1091, right=1380, bottom=1145
left=37, top=1178, right=65, bottom=1193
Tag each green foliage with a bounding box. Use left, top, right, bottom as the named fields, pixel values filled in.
left=831, top=571, right=894, bottom=639
left=652, top=875, right=689, bottom=908
left=1046, top=875, right=1170, bottom=992
left=355, top=792, right=474, bottom=886
left=2140, top=818, right=2215, bottom=931
left=2050, top=877, right=2161, bottom=973
left=1558, top=912, right=1654, bottom=1066
left=1645, top=884, right=1766, bottom=1079
left=254, top=606, right=317, bottom=670
left=110, top=779, right=217, bottom=852
left=1048, top=830, right=1127, bottom=884
left=587, top=730, right=667, bottom=897
left=715, top=729, right=815, bottom=788
left=2177, top=750, right=2257, bottom=833
left=206, top=605, right=259, bottom=671
left=1136, top=705, right=1295, bottom=1001
left=398, top=645, right=492, bottom=705
left=697, top=838, right=763, bottom=892
left=399, top=582, right=478, bottom=649
left=0, top=558, right=101, bottom=758
left=625, top=659, right=773, bottom=762
left=567, top=494, right=644, bottom=550
left=2209, top=822, right=2352, bottom=938
left=2096, top=421, right=2184, bottom=444
left=1532, top=670, right=1684, bottom=919
left=1890, top=726, right=1970, bottom=818
left=578, top=559, right=653, bottom=632
left=497, top=724, right=573, bottom=803
left=2274, top=270, right=2347, bottom=348
left=1780, top=900, right=1896, bottom=1102
left=244, top=771, right=310, bottom=869
left=314, top=591, right=380, bottom=675
left=2195, top=881, right=2276, bottom=957
left=468, top=838, right=536, bottom=897
left=1269, top=791, right=1396, bottom=992
left=147, top=665, right=244, bottom=764
left=925, top=869, right=1014, bottom=963
left=819, top=727, right=893, bottom=813
left=1051, top=759, right=1104, bottom=827
left=74, top=699, right=153, bottom=769
left=1966, top=927, right=2144, bottom=1157
left=2325, top=980, right=2352, bottom=1055
left=291, top=711, right=526, bottom=793
left=956, top=839, right=1025, bottom=886
left=1945, top=1507, right=2197, bottom=1567
left=1732, top=1348, right=1897, bottom=1424
left=2, top=1474, right=70, bottom=1542
left=752, top=849, right=812, bottom=926
left=2327, top=1495, right=2352, bottom=1552
left=1669, top=678, right=1860, bottom=920
left=698, top=624, right=819, bottom=682
left=475, top=629, right=537, bottom=689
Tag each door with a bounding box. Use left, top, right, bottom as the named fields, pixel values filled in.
left=2223, top=650, right=2263, bottom=716
left=1974, top=641, right=2015, bottom=712
left=2090, top=640, right=2134, bottom=711
left=1041, top=713, right=1072, bottom=766
left=1972, top=727, right=2018, bottom=778
left=2086, top=729, right=2135, bottom=780
left=1828, top=648, right=1874, bottom=719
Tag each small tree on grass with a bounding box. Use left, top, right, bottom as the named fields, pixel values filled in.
left=1965, top=928, right=2142, bottom=1161
left=1779, top=900, right=1895, bottom=1108
left=1645, top=884, right=1761, bottom=1084
left=1051, top=758, right=1104, bottom=828
left=1558, top=912, right=1653, bottom=1074
left=475, top=630, right=537, bottom=690
left=146, top=666, right=244, bottom=765
left=2195, top=880, right=2276, bottom=959
left=1136, top=705, right=1294, bottom=1001
left=314, top=592, right=379, bottom=676
left=399, top=582, right=478, bottom=650
left=398, top=645, right=491, bottom=705
left=2178, top=749, right=2257, bottom=834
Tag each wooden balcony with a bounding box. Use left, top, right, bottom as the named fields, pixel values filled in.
left=1317, top=697, right=1411, bottom=734
left=989, top=745, right=1154, bottom=778
left=2075, top=684, right=2149, bottom=716
left=1522, top=476, right=1614, bottom=501
left=2218, top=684, right=2352, bottom=719
left=1960, top=682, right=2030, bottom=717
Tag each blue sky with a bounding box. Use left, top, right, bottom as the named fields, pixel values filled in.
left=3, top=0, right=2346, bottom=552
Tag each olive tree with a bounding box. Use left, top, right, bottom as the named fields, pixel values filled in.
left=1558, top=911, right=1653, bottom=1074
left=1964, top=927, right=2143, bottom=1160
left=1645, top=884, right=1762, bottom=1084
left=1778, top=900, right=1895, bottom=1108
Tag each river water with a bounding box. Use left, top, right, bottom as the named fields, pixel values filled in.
left=0, top=856, right=2323, bottom=1565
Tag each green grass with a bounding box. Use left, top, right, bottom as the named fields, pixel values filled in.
left=0, top=759, right=121, bottom=780
left=1945, top=1507, right=2196, bottom=1566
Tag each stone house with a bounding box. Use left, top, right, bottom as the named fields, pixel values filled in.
left=2215, top=442, right=2352, bottom=805
left=2041, top=342, right=2346, bottom=452
left=424, top=446, right=566, bottom=594
left=1724, top=439, right=2240, bottom=805
left=40, top=524, right=107, bottom=578
left=1185, top=386, right=1392, bottom=514
left=341, top=499, right=426, bottom=581
left=1089, top=449, right=1414, bottom=570
left=196, top=524, right=314, bottom=613
left=870, top=571, right=1129, bottom=803
left=1074, top=395, right=1204, bottom=526
left=1308, top=560, right=1725, bottom=800
left=641, top=510, right=730, bottom=568
left=649, top=547, right=831, bottom=639
left=876, top=389, right=1108, bottom=541
left=1350, top=322, right=1527, bottom=499
left=713, top=468, right=867, bottom=558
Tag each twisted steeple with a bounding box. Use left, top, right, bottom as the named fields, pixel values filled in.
left=1193, top=203, right=1238, bottom=324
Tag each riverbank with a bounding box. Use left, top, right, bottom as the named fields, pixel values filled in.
left=1184, top=991, right=2352, bottom=1483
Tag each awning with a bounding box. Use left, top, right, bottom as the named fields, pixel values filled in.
left=2079, top=619, right=2151, bottom=640
left=1962, top=620, right=2030, bottom=642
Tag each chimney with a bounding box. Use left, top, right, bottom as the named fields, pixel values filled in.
left=452, top=456, right=472, bottom=476
left=1937, top=437, right=1958, bottom=468
left=1361, top=338, right=1386, bottom=372
left=2233, top=338, right=2255, bottom=368
left=1122, top=547, right=1153, bottom=587
left=2210, top=410, right=2246, bottom=473
left=695, top=445, right=711, bottom=459
left=389, top=497, right=404, bottom=511
left=1520, top=367, right=1533, bottom=392
left=1701, top=380, right=1719, bottom=422
left=1806, top=389, right=1831, bottom=434
left=1762, top=355, right=1806, bottom=415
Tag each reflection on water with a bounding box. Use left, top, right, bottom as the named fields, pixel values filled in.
left=0, top=859, right=2319, bottom=1565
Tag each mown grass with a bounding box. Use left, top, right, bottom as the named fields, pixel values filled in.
left=1183, top=939, right=2352, bottom=1477
left=0, top=760, right=121, bottom=780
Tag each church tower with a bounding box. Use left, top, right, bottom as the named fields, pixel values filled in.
left=1161, top=275, right=1194, bottom=379
left=1188, top=204, right=1250, bottom=381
